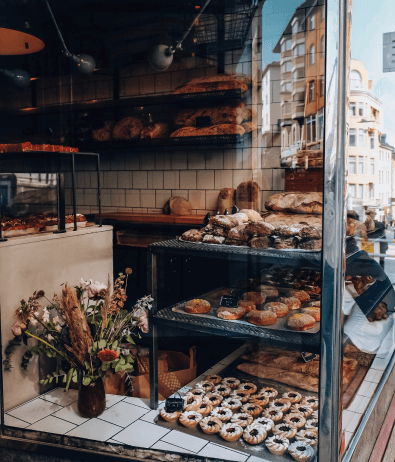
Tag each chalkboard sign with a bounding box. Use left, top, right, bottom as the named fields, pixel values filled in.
left=220, top=295, right=240, bottom=308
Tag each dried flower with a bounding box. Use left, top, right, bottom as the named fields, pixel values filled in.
left=42, top=308, right=50, bottom=323
left=55, top=325, right=62, bottom=332
left=87, top=281, right=108, bottom=299
left=137, top=310, right=149, bottom=334
left=11, top=321, right=26, bottom=337
left=125, top=268, right=132, bottom=275
left=108, top=274, right=127, bottom=315
left=47, top=334, right=54, bottom=341
left=98, top=349, right=119, bottom=362
left=34, top=290, right=45, bottom=299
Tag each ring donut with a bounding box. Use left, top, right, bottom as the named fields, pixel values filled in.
left=241, top=291, right=266, bottom=305
left=222, top=397, right=242, bottom=412
left=179, top=410, right=203, bottom=427
left=199, top=416, right=223, bottom=434
left=253, top=417, right=275, bottom=432
left=260, top=387, right=278, bottom=400
left=159, top=408, right=181, bottom=422
left=217, top=306, right=245, bottom=320
left=230, top=389, right=250, bottom=403
left=263, top=302, right=289, bottom=318
left=249, top=393, right=269, bottom=407
left=196, top=402, right=213, bottom=416
left=282, top=391, right=302, bottom=404
left=296, top=429, right=319, bottom=447
left=305, top=418, right=319, bottom=431
left=186, top=388, right=205, bottom=399
left=263, top=408, right=283, bottom=422
left=210, top=406, right=233, bottom=423
left=290, top=403, right=313, bottom=418
left=301, top=396, right=319, bottom=410
left=203, top=393, right=223, bottom=407
left=265, top=435, right=290, bottom=456
left=221, top=377, right=240, bottom=389
left=185, top=395, right=203, bottom=411
left=238, top=300, right=256, bottom=313
left=213, top=384, right=231, bottom=397
left=240, top=403, right=262, bottom=417
left=272, top=423, right=297, bottom=439
left=237, top=382, right=257, bottom=395
left=243, top=424, right=267, bottom=444
left=288, top=440, right=315, bottom=461
left=204, top=374, right=222, bottom=385
left=279, top=296, right=301, bottom=311
left=246, top=310, right=277, bottom=326
left=219, top=422, right=243, bottom=442
left=230, top=412, right=253, bottom=428
left=269, top=398, right=291, bottom=413
left=185, top=299, right=211, bottom=314
left=195, top=380, right=214, bottom=392
left=283, top=413, right=306, bottom=429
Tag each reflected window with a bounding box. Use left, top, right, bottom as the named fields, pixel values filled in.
left=318, top=108, right=324, bottom=140
left=370, top=133, right=375, bottom=149
left=293, top=43, right=305, bottom=57
left=306, top=115, right=316, bottom=143
left=309, top=81, right=315, bottom=102
left=310, top=44, right=315, bottom=65
left=310, top=14, right=315, bottom=30
left=349, top=128, right=356, bottom=147
left=369, top=183, right=374, bottom=198
left=282, top=82, right=292, bottom=92
left=350, top=102, right=356, bottom=116
left=349, top=156, right=356, bottom=174
left=351, top=70, right=362, bottom=89
left=321, top=35, right=325, bottom=53
left=292, top=21, right=299, bottom=35
left=282, top=39, right=292, bottom=52
left=282, top=130, right=289, bottom=147
left=358, top=157, right=364, bottom=174
left=358, top=129, right=365, bottom=147
left=292, top=125, right=298, bottom=144
left=358, top=184, right=364, bottom=198
left=359, top=102, right=364, bottom=116
left=321, top=4, right=325, bottom=20
left=349, top=184, right=356, bottom=197
left=320, top=76, right=325, bottom=96
left=283, top=61, right=292, bottom=72
left=370, top=158, right=375, bottom=174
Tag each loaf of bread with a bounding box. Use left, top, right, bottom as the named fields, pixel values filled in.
left=170, top=124, right=245, bottom=138
left=174, top=102, right=246, bottom=127
left=236, top=180, right=261, bottom=211
left=112, top=117, right=143, bottom=140
left=263, top=213, right=322, bottom=233
left=181, top=229, right=204, bottom=242
left=273, top=236, right=299, bottom=249
left=212, top=226, right=228, bottom=237
left=242, top=121, right=257, bottom=133
left=245, top=221, right=275, bottom=236
left=92, top=127, right=112, bottom=142
left=346, top=217, right=367, bottom=237
left=249, top=236, right=272, bottom=248
left=217, top=188, right=236, bottom=215
left=265, top=192, right=323, bottom=215
left=364, top=215, right=375, bottom=232
left=140, top=122, right=169, bottom=139
left=298, top=239, right=322, bottom=250
left=227, top=224, right=250, bottom=242
left=173, top=74, right=250, bottom=94
left=163, top=196, right=192, bottom=216
left=343, top=344, right=374, bottom=367
left=213, top=214, right=244, bottom=229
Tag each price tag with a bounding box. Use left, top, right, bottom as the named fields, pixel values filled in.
left=361, top=241, right=374, bottom=253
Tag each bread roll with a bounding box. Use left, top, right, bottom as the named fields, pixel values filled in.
left=112, top=117, right=143, bottom=140
left=265, top=192, right=323, bottom=215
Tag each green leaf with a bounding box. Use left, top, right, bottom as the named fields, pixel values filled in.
left=49, top=377, right=53, bottom=383
left=88, top=347, right=93, bottom=354
left=114, top=363, right=123, bottom=373
left=39, top=379, right=45, bottom=385
left=125, top=354, right=134, bottom=364
left=65, top=368, right=75, bottom=391
left=98, top=339, right=107, bottom=349
left=92, top=342, right=98, bottom=351
left=43, top=379, right=48, bottom=385
left=118, top=356, right=125, bottom=366
left=63, top=375, right=67, bottom=383
left=82, top=376, right=92, bottom=386
left=101, top=362, right=110, bottom=371
left=126, top=335, right=135, bottom=344
left=122, top=364, right=134, bottom=372
left=72, top=376, right=78, bottom=383
left=112, top=340, right=118, bottom=350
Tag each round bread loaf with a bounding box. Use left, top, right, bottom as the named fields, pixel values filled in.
left=238, top=299, right=256, bottom=313
left=264, top=302, right=289, bottom=318
left=185, top=299, right=211, bottom=314
left=246, top=310, right=277, bottom=326
left=279, top=296, right=301, bottom=310
left=287, top=313, right=316, bottom=331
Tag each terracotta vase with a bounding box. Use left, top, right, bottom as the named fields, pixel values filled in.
left=78, top=377, right=106, bottom=418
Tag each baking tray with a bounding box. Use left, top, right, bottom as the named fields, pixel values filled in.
left=171, top=287, right=321, bottom=335
left=155, top=356, right=318, bottom=461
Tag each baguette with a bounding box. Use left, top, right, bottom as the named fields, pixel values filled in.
left=265, top=192, right=323, bottom=215
left=170, top=124, right=245, bottom=138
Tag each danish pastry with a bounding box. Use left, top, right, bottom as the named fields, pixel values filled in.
left=204, top=374, right=222, bottom=385
left=254, top=416, right=274, bottom=432
left=238, top=299, right=256, bottom=313
left=288, top=441, right=315, bottom=461
left=203, top=393, right=223, bottom=407
left=287, top=313, right=316, bottom=331
left=279, top=296, right=301, bottom=311
left=222, top=397, right=242, bottom=412
left=296, top=429, right=318, bottom=447
left=186, top=388, right=205, bottom=398
left=302, top=307, right=321, bottom=321
left=243, top=424, right=267, bottom=444
left=213, top=384, right=231, bottom=397
left=199, top=416, right=223, bottom=434
left=263, top=408, right=283, bottom=422
left=290, top=404, right=313, bottom=418
left=159, top=408, right=181, bottom=422
left=282, top=391, right=302, bottom=403
left=305, top=418, right=319, bottom=430
left=230, top=412, right=253, bottom=428
left=265, top=435, right=290, bottom=455
left=256, top=285, right=279, bottom=298
left=272, top=423, right=297, bottom=439
left=246, top=310, right=277, bottom=326
left=219, top=422, right=243, bottom=442
left=179, top=410, right=203, bottom=427
left=196, top=402, right=213, bottom=416
left=240, top=403, right=262, bottom=417
left=185, top=299, right=211, bottom=314
left=237, top=382, right=257, bottom=394
left=284, top=289, right=310, bottom=303
left=301, top=396, right=319, bottom=410
left=283, top=413, right=306, bottom=429
left=210, top=406, right=233, bottom=422
left=112, top=116, right=143, bottom=140
left=263, top=302, right=289, bottom=318
left=311, top=410, right=319, bottom=420
left=195, top=380, right=214, bottom=392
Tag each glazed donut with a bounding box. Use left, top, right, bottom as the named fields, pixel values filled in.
left=243, top=424, right=267, bottom=444
left=230, top=389, right=250, bottom=403
left=269, top=398, right=291, bottom=413
left=288, top=440, right=315, bottom=461
left=263, top=408, right=283, bottom=423
left=219, top=422, right=243, bottom=442
left=204, top=374, right=222, bottom=385
left=272, top=423, right=297, bottom=439
left=217, top=306, right=245, bottom=320
left=179, top=410, right=203, bottom=427
left=311, top=410, right=319, bottom=420
left=284, top=289, right=310, bottom=303
left=287, top=313, right=316, bottom=331
left=301, top=396, right=319, bottom=410
left=159, top=408, right=181, bottom=422
left=260, top=387, right=278, bottom=400
left=238, top=300, right=256, bottom=313
left=195, top=380, right=214, bottom=392
left=204, top=393, right=223, bottom=407
left=185, top=395, right=203, bottom=411
left=221, top=377, right=240, bottom=389
left=290, top=404, right=313, bottom=418
left=185, top=299, right=211, bottom=314
left=210, top=406, right=233, bottom=423
left=253, top=417, right=274, bottom=432
left=296, top=429, right=318, bottom=447
left=305, top=418, right=319, bottom=430
left=282, top=391, right=302, bottom=404
left=199, top=416, right=223, bottom=434
left=263, top=302, right=289, bottom=318
left=265, top=435, right=290, bottom=456
left=279, top=297, right=301, bottom=311
left=196, top=402, right=213, bottom=416
left=222, top=397, right=242, bottom=412
left=246, top=310, right=277, bottom=326
left=249, top=393, right=269, bottom=407
left=237, top=382, right=258, bottom=394
left=230, top=412, right=253, bottom=428
left=186, top=388, right=205, bottom=398
left=302, top=307, right=321, bottom=321
left=256, top=285, right=279, bottom=298
left=240, top=403, right=262, bottom=417
left=283, top=413, right=306, bottom=429
left=213, top=384, right=231, bottom=397
left=241, top=291, right=266, bottom=305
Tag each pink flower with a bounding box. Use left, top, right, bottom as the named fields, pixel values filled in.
left=87, top=281, right=107, bottom=299
left=11, top=321, right=26, bottom=337
left=138, top=311, right=149, bottom=334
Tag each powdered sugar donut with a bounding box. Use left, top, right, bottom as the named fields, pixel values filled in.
left=185, top=395, right=203, bottom=411
left=263, top=408, right=283, bottom=422
left=301, top=396, right=319, bottom=410
left=219, top=422, right=243, bottom=442
left=240, top=403, right=262, bottom=417
left=290, top=404, right=313, bottom=418
left=221, top=377, right=240, bottom=389
left=222, top=397, right=242, bottom=412
left=283, top=413, right=306, bottom=429
left=288, top=440, right=315, bottom=461
left=196, top=402, right=213, bottom=416
left=213, top=384, right=231, bottom=397
left=199, top=416, right=222, bottom=434
left=296, top=429, right=319, bottom=447
left=210, top=406, right=233, bottom=423
left=204, top=374, right=222, bottom=385
left=230, top=412, right=253, bottom=428
left=265, top=435, right=290, bottom=455
left=260, top=387, right=278, bottom=400
left=195, top=380, right=214, bottom=392
left=269, top=398, right=291, bottom=413
left=272, top=423, right=297, bottom=439
left=311, top=410, right=318, bottom=420
left=253, top=417, right=274, bottom=432
left=179, top=410, right=202, bottom=427
left=159, top=408, right=181, bottom=422
left=230, top=389, right=250, bottom=403
left=237, top=382, right=257, bottom=394
left=305, top=418, right=319, bottom=431
left=243, top=424, right=267, bottom=444
left=186, top=388, right=205, bottom=399
left=249, top=393, right=269, bottom=407
left=282, top=391, right=302, bottom=403
left=203, top=393, right=223, bottom=407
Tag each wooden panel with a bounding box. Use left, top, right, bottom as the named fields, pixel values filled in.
left=382, top=422, right=395, bottom=462
left=96, top=213, right=206, bottom=225
left=368, top=393, right=395, bottom=462
left=284, top=168, right=324, bottom=192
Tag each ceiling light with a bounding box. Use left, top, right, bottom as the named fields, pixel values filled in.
left=0, top=68, right=31, bottom=89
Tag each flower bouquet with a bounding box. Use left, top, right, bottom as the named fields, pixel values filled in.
left=4, top=270, right=152, bottom=418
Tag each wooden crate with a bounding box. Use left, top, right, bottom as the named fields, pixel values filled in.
left=284, top=168, right=324, bottom=192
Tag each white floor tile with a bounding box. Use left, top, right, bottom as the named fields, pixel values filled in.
left=342, top=410, right=362, bottom=433
left=66, top=418, right=123, bottom=441
left=26, top=416, right=76, bottom=434
left=247, top=456, right=272, bottom=462
left=161, top=429, right=207, bottom=453
left=371, top=357, right=389, bottom=371
left=198, top=442, right=249, bottom=461
left=105, top=394, right=125, bottom=408
left=7, top=398, right=62, bottom=424
left=364, top=368, right=384, bottom=384
left=99, top=402, right=148, bottom=427
left=4, top=414, right=29, bottom=428
left=42, top=388, right=78, bottom=407
left=140, top=403, right=165, bottom=424
left=151, top=441, right=195, bottom=454
left=111, top=420, right=170, bottom=448
left=344, top=430, right=354, bottom=449
left=122, top=397, right=150, bottom=409
left=358, top=381, right=378, bottom=398
left=347, top=394, right=371, bottom=414
left=51, top=401, right=89, bottom=425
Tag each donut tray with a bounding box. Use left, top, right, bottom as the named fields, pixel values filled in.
left=154, top=356, right=318, bottom=461
left=170, top=287, right=321, bottom=335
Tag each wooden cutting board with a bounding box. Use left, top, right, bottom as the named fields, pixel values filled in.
left=96, top=213, right=206, bottom=225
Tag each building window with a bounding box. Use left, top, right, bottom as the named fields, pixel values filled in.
left=309, top=44, right=315, bottom=65
left=321, top=4, right=325, bottom=20
left=306, top=115, right=316, bottom=143
left=282, top=130, right=288, bottom=148
left=320, top=76, right=325, bottom=96
left=349, top=128, right=356, bottom=147
left=282, top=82, right=292, bottom=92
left=292, top=21, right=298, bottom=35
left=266, top=114, right=268, bottom=124
left=293, top=43, right=305, bottom=57
left=370, top=133, right=374, bottom=149
left=292, top=125, right=297, bottom=144
left=370, top=158, right=374, bottom=175
left=358, top=157, right=364, bottom=174
left=349, top=156, right=356, bottom=174
left=286, top=39, right=292, bottom=50
left=266, top=94, right=268, bottom=104
left=321, top=35, right=325, bottom=53
left=358, top=129, right=365, bottom=147
left=309, top=81, right=315, bottom=102
left=351, top=70, right=362, bottom=89
left=318, top=108, right=324, bottom=140
left=348, top=184, right=356, bottom=198
left=310, top=14, right=315, bottom=30
left=282, top=61, right=292, bottom=73
left=350, top=103, right=356, bottom=116
left=358, top=185, right=364, bottom=198
left=358, top=102, right=364, bottom=117
left=369, top=183, right=374, bottom=198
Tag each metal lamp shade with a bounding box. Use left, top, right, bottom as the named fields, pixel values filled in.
left=0, top=13, right=44, bottom=55
left=0, top=68, right=31, bottom=89
left=71, top=53, right=96, bottom=75
left=148, top=44, right=174, bottom=72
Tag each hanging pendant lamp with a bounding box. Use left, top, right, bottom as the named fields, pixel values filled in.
left=0, top=68, right=30, bottom=89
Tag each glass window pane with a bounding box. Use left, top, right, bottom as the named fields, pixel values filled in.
left=358, top=129, right=365, bottom=147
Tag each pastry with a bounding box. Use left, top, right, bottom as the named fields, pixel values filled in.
left=186, top=388, right=206, bottom=398
left=265, top=192, right=323, bottom=215
left=296, top=429, right=318, bottom=447
left=237, top=382, right=258, bottom=394
left=265, top=435, right=290, bottom=455
left=199, top=416, right=223, bottom=434
left=195, top=380, right=214, bottom=392
left=204, top=393, right=223, bottom=407
left=243, top=424, right=267, bottom=444
left=227, top=225, right=250, bottom=243
left=287, top=313, right=316, bottom=331
left=299, top=226, right=322, bottom=239
left=241, top=291, right=266, bottom=305
left=242, top=121, right=257, bottom=133
left=185, top=299, right=211, bottom=314
left=179, top=410, right=203, bottom=427
left=305, top=418, right=318, bottom=430
left=219, top=422, right=243, bottom=442
left=174, top=78, right=248, bottom=95
left=263, top=213, right=322, bottom=234
left=290, top=404, right=313, bottom=418
left=181, top=229, right=204, bottom=242
left=246, top=310, right=277, bottom=326
left=221, top=377, right=240, bottom=389
left=225, top=238, right=248, bottom=246
left=273, top=236, right=299, bottom=249
left=185, top=395, right=203, bottom=411
left=159, top=408, right=181, bottom=422
left=245, top=221, right=275, bottom=236
left=239, top=209, right=262, bottom=222
left=260, top=387, right=278, bottom=400
left=269, top=398, right=291, bottom=413
left=92, top=126, right=112, bottom=142
left=212, top=226, right=229, bottom=237
left=283, top=289, right=310, bottom=303
left=163, top=196, right=192, bottom=216
left=347, top=217, right=367, bottom=237
left=263, top=408, right=283, bottom=422
left=279, top=297, right=301, bottom=311
left=283, top=413, right=307, bottom=429
left=273, top=423, right=297, bottom=439
left=240, top=403, right=262, bottom=417
left=249, top=393, right=269, bottom=407
left=230, top=412, right=253, bottom=428
left=222, top=397, right=242, bottom=412
left=302, top=307, right=321, bottom=321
left=140, top=122, right=168, bottom=139
left=196, top=402, right=213, bottom=417
left=213, top=384, right=231, bottom=397
left=230, top=390, right=250, bottom=403
left=213, top=214, right=244, bottom=229
left=204, top=374, right=222, bottom=385
left=238, top=300, right=256, bottom=313
left=210, top=406, right=233, bottom=422
left=299, top=238, right=322, bottom=250
left=175, top=103, right=246, bottom=127
left=249, top=236, right=272, bottom=248
left=255, top=285, right=279, bottom=298
left=282, top=392, right=302, bottom=404
left=288, top=441, right=315, bottom=461
left=264, top=302, right=289, bottom=318
left=254, top=417, right=274, bottom=432
left=311, top=410, right=318, bottom=420
left=170, top=124, right=245, bottom=137
left=217, top=306, right=245, bottom=320
left=203, top=234, right=226, bottom=244
left=112, top=116, right=143, bottom=140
